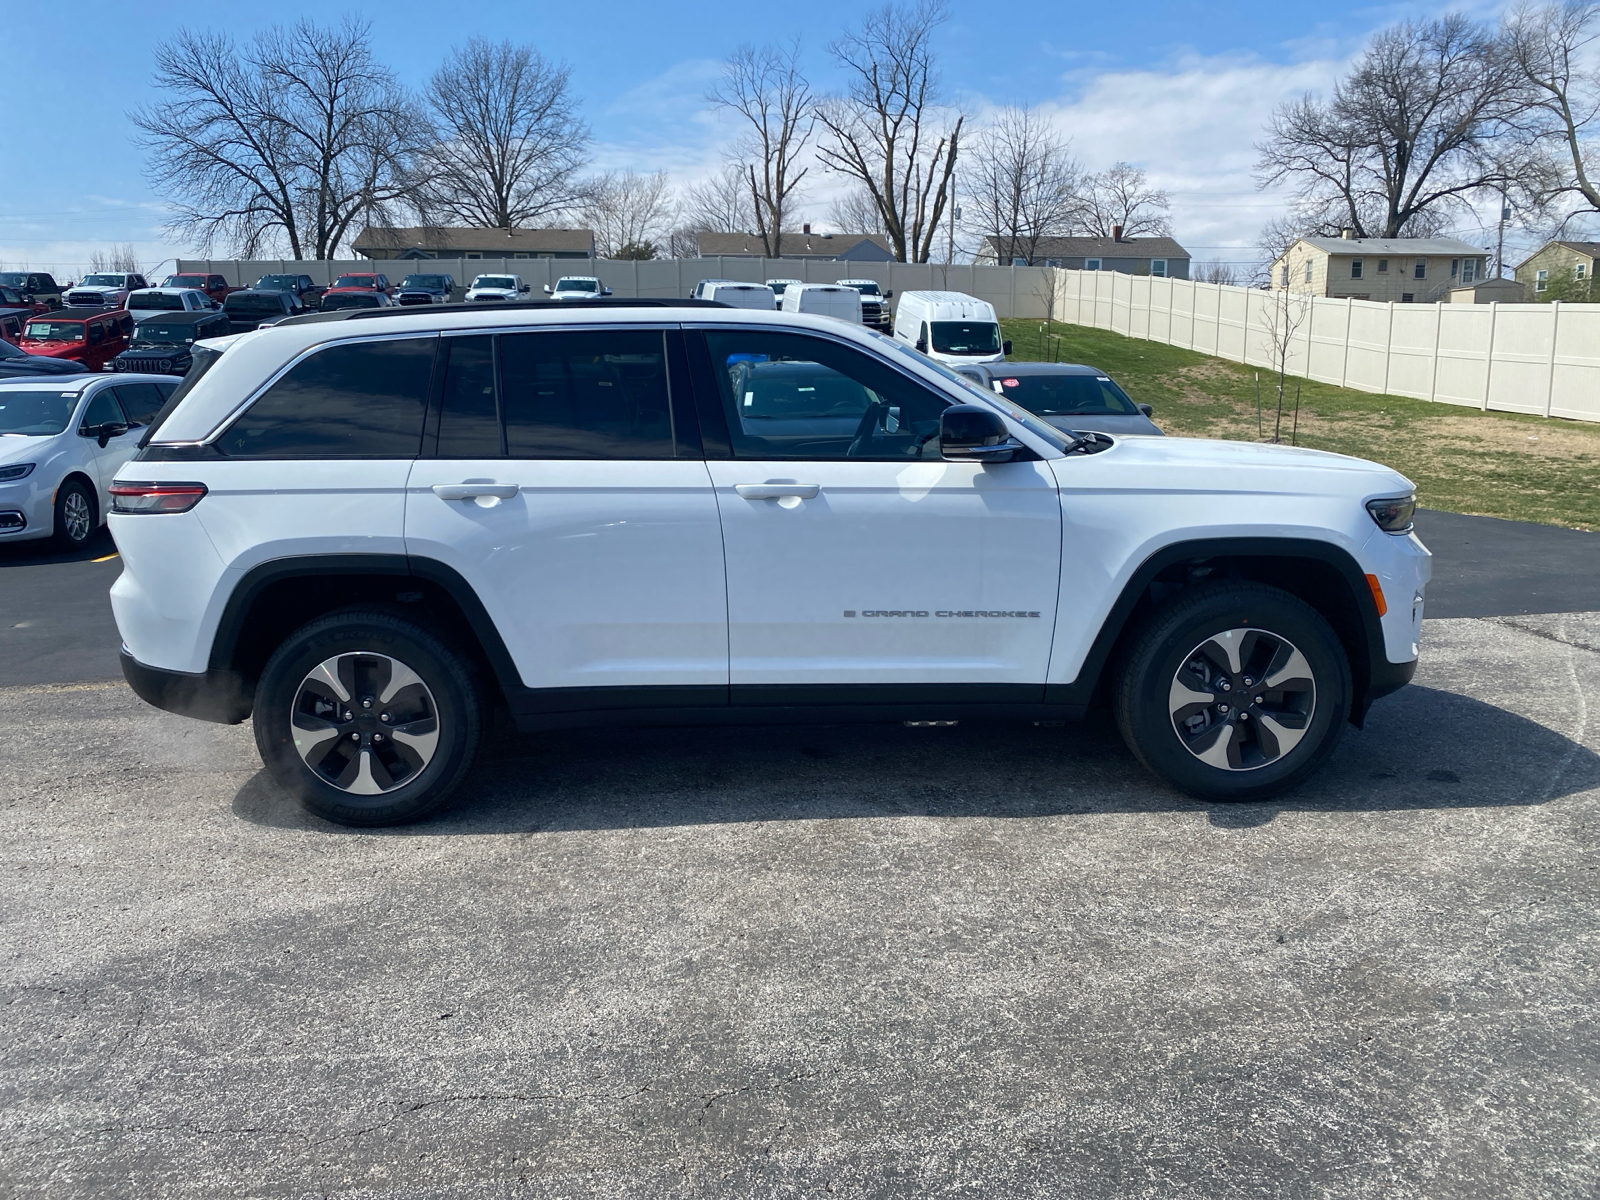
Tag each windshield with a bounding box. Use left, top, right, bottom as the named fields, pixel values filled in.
left=556, top=278, right=598, bottom=292
left=132, top=323, right=197, bottom=347
left=254, top=275, right=299, bottom=290
left=475, top=276, right=517, bottom=289
left=80, top=275, right=126, bottom=287
left=332, top=275, right=378, bottom=289
left=24, top=321, right=83, bottom=342
left=0, top=389, right=79, bottom=435
left=840, top=281, right=881, bottom=296
left=930, top=321, right=1001, bottom=356
left=226, top=293, right=284, bottom=313
left=130, top=293, right=186, bottom=311
left=321, top=292, right=380, bottom=310
left=401, top=275, right=448, bottom=289
left=996, top=373, right=1138, bottom=416
left=164, top=275, right=206, bottom=288
left=880, top=335, right=1071, bottom=452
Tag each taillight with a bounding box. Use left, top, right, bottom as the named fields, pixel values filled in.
left=109, top=481, right=207, bottom=514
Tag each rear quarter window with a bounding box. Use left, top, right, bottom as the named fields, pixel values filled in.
left=219, top=337, right=435, bottom=458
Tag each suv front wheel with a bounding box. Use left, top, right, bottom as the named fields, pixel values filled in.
left=1113, top=583, right=1351, bottom=802
left=254, top=610, right=483, bottom=826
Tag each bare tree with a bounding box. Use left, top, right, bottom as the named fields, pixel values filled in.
left=679, top=163, right=756, bottom=233
left=826, top=184, right=888, bottom=234
left=1078, top=162, right=1171, bottom=237
left=583, top=170, right=674, bottom=259
left=88, top=245, right=144, bottom=273
left=418, top=39, right=589, bottom=231
left=133, top=19, right=425, bottom=259
left=966, top=106, right=1082, bottom=264
left=1505, top=2, right=1600, bottom=229
left=1257, top=15, right=1528, bottom=238
left=1256, top=286, right=1311, bottom=442
left=1195, top=260, right=1240, bottom=285
left=814, top=1, right=963, bottom=262
left=709, top=41, right=814, bottom=257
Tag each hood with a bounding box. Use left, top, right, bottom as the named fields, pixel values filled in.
left=19, top=342, right=87, bottom=360
left=1094, top=433, right=1412, bottom=495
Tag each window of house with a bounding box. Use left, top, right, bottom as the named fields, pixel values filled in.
left=1378, top=259, right=1389, bottom=273
left=1451, top=258, right=1460, bottom=277
left=1578, top=263, right=1588, bottom=279
left=514, top=253, right=530, bottom=260
left=1304, top=260, right=1313, bottom=283
left=220, top=337, right=434, bottom=458
left=464, top=252, right=482, bottom=260
left=1280, top=266, right=1289, bottom=288
left=1351, top=258, right=1364, bottom=279
left=1462, top=259, right=1477, bottom=285
left=1151, top=259, right=1167, bottom=277
left=500, top=328, right=675, bottom=459
left=1401, top=293, right=1415, bottom=303
left=1414, top=259, right=1426, bottom=279
left=1085, top=258, right=1101, bottom=271
left=1536, top=269, right=1549, bottom=292
left=1045, top=258, right=1063, bottom=268
left=1011, top=257, right=1027, bottom=267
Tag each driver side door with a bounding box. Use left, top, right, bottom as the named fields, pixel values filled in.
left=690, top=326, right=1062, bottom=697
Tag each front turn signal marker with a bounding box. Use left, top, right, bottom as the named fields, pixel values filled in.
left=1365, top=573, right=1388, bottom=617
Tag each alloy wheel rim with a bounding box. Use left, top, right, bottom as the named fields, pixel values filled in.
left=63, top=491, right=91, bottom=542
left=1168, top=627, right=1316, bottom=772
left=290, top=652, right=439, bottom=794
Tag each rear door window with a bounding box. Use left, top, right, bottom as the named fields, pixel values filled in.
left=219, top=337, right=435, bottom=458
left=499, top=328, right=674, bottom=459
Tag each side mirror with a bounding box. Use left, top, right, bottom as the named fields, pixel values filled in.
left=884, top=289, right=893, bottom=299
left=1002, top=340, right=1013, bottom=356
left=540, top=284, right=550, bottom=294
left=915, top=338, right=928, bottom=353
left=603, top=287, right=612, bottom=296
left=1137, top=403, right=1154, bottom=417
left=95, top=422, right=129, bottom=448
left=939, top=404, right=1018, bottom=463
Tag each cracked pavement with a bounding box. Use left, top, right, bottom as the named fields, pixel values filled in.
left=2, top=613, right=1599, bottom=1197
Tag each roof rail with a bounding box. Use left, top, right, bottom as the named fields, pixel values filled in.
left=274, top=296, right=730, bottom=329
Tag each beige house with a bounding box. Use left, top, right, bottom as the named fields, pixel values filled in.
left=1271, top=234, right=1490, bottom=303
left=1514, top=240, right=1600, bottom=298
left=353, top=226, right=595, bottom=261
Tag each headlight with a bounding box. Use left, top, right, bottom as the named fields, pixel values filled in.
left=1366, top=494, right=1416, bottom=533
left=0, top=462, right=35, bottom=482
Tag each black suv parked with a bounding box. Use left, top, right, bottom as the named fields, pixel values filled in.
left=110, top=310, right=233, bottom=376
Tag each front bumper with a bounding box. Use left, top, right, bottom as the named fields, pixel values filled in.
left=120, top=647, right=253, bottom=724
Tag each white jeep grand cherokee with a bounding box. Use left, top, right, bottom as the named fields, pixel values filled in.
left=109, top=300, right=1430, bottom=826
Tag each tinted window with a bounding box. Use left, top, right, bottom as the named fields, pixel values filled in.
left=499, top=329, right=674, bottom=459
left=226, top=292, right=286, bottom=314
left=113, top=382, right=164, bottom=425
left=0, top=390, right=79, bottom=435
left=82, top=390, right=122, bottom=428
left=220, top=338, right=434, bottom=458
left=994, top=374, right=1138, bottom=416
left=132, top=293, right=186, bottom=311
left=930, top=321, right=1001, bottom=355
left=321, top=293, right=380, bottom=311
left=702, top=329, right=950, bottom=460
left=435, top=336, right=501, bottom=457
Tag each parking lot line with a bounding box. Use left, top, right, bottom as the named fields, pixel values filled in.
left=91, top=552, right=119, bottom=562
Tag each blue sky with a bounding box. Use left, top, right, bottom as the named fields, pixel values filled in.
left=1, top=0, right=1519, bottom=277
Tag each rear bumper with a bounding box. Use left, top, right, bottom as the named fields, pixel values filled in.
left=120, top=647, right=252, bottom=724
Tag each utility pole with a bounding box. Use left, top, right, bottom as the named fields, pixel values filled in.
left=946, top=195, right=960, bottom=266
left=1496, top=194, right=1510, bottom=280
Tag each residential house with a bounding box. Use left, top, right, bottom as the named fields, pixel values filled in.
left=1272, top=233, right=1491, bottom=302
left=973, top=231, right=1191, bottom=279
left=693, top=229, right=895, bottom=261
left=1515, top=240, right=1600, bottom=300
left=353, top=226, right=596, bottom=261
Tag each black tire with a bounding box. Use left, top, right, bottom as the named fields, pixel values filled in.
left=53, top=478, right=96, bottom=549
left=1113, top=582, right=1351, bottom=802
left=253, top=609, right=483, bottom=826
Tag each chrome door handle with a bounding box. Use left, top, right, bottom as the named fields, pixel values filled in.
left=734, top=483, right=820, bottom=500
left=432, top=482, right=519, bottom=500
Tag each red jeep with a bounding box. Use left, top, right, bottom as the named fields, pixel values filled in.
left=329, top=271, right=393, bottom=296
left=160, top=273, right=235, bottom=304
left=19, top=308, right=134, bottom=372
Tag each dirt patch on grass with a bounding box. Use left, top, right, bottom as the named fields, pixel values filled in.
left=1422, top=416, right=1600, bottom=462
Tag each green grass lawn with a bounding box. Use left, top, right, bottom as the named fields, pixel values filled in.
left=1001, top=318, right=1600, bottom=531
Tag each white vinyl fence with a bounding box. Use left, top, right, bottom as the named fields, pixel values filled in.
left=1052, top=268, right=1600, bottom=423
left=179, top=257, right=1058, bottom=320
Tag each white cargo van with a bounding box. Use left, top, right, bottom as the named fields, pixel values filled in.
left=702, top=282, right=777, bottom=310
left=779, top=283, right=863, bottom=324
left=893, top=291, right=1010, bottom=366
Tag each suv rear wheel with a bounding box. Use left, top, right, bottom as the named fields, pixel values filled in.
left=1113, top=583, right=1351, bottom=802
left=254, top=610, right=482, bottom=826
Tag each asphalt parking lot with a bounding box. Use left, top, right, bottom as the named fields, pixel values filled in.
left=2, top=513, right=1598, bottom=1197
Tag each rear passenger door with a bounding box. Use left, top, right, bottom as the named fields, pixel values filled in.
left=404, top=325, right=727, bottom=705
